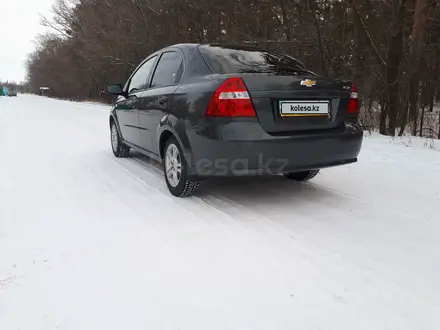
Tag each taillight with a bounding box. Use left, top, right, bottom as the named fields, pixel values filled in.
left=206, top=78, right=256, bottom=117
left=347, top=83, right=359, bottom=114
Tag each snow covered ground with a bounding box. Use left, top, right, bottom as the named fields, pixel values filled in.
left=1, top=94, right=440, bottom=330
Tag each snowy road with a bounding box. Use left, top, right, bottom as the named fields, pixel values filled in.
left=1, top=94, right=440, bottom=330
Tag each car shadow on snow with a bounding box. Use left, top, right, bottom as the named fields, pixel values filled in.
left=129, top=151, right=335, bottom=209
left=198, top=176, right=331, bottom=204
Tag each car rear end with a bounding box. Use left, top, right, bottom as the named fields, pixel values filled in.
left=183, top=45, right=363, bottom=177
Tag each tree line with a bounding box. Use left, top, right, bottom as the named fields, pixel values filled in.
left=26, top=0, right=440, bottom=137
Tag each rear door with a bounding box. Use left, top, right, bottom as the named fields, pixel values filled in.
left=139, top=51, right=184, bottom=154
left=116, top=55, right=157, bottom=146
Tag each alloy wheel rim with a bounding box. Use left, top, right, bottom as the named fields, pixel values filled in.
left=165, top=144, right=182, bottom=188
left=111, top=125, right=118, bottom=151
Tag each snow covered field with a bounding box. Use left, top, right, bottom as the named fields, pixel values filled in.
left=1, top=94, right=440, bottom=330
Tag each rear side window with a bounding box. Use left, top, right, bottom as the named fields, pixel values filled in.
left=151, top=52, right=184, bottom=88
left=198, top=45, right=313, bottom=75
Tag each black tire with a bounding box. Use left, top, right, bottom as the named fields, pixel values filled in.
left=110, top=121, right=130, bottom=158
left=163, top=137, right=200, bottom=197
left=283, top=169, right=320, bottom=182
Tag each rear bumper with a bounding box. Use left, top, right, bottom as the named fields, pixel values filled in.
left=185, top=121, right=363, bottom=177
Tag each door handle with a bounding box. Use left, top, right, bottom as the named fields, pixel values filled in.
left=158, top=97, right=167, bottom=106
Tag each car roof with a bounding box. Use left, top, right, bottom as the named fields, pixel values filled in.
left=166, top=43, right=267, bottom=52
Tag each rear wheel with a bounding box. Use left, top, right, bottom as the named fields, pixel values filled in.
left=111, top=121, right=130, bottom=158
left=283, top=170, right=320, bottom=182
left=163, top=137, right=200, bottom=197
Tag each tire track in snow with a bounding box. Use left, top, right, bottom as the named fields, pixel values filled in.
left=109, top=154, right=439, bottom=309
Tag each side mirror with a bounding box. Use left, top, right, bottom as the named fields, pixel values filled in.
left=107, top=84, right=124, bottom=95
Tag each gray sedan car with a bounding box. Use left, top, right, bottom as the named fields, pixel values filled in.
left=107, top=44, right=363, bottom=197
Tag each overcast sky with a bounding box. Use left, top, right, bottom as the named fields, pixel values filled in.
left=0, top=0, right=55, bottom=82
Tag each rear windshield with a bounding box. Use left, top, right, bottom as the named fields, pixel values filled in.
left=198, top=45, right=314, bottom=75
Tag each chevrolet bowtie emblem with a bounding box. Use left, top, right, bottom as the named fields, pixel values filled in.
left=300, top=79, right=317, bottom=87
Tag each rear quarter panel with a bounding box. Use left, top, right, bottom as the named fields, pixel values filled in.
left=159, top=80, right=217, bottom=160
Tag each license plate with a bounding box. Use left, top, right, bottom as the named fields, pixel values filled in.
left=279, top=101, right=329, bottom=117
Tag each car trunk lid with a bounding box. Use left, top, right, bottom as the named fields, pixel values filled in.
left=240, top=74, right=353, bottom=135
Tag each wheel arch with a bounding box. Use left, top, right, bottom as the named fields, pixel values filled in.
left=109, top=114, right=123, bottom=138
left=159, top=130, right=174, bottom=160
left=158, top=125, right=193, bottom=165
